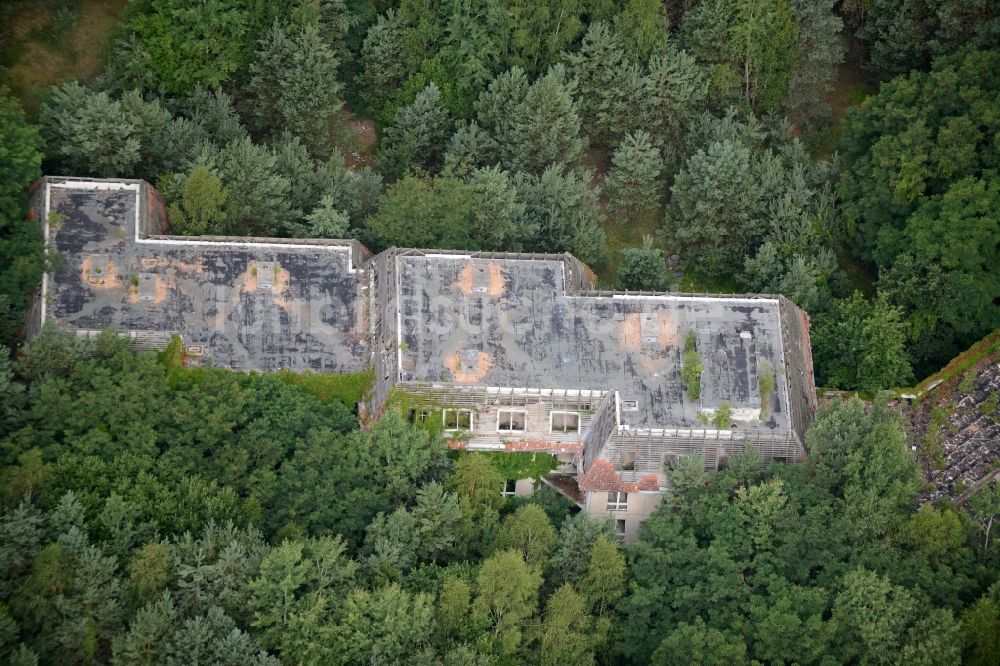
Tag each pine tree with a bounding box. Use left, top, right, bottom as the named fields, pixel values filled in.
left=247, top=22, right=343, bottom=158
left=166, top=165, right=228, bottom=236
left=516, top=166, right=607, bottom=265
left=467, top=167, right=529, bottom=251
left=639, top=48, right=710, bottom=167
left=474, top=67, right=531, bottom=158
left=378, top=83, right=452, bottom=180
left=506, top=65, right=586, bottom=174
left=785, top=0, right=844, bottom=125
left=605, top=131, right=665, bottom=223
left=39, top=82, right=141, bottom=178
left=565, top=23, right=627, bottom=148
left=442, top=121, right=499, bottom=178
left=190, top=137, right=293, bottom=236
left=617, top=236, right=669, bottom=291
left=666, top=138, right=764, bottom=275
left=359, top=10, right=407, bottom=114
left=299, top=196, right=350, bottom=239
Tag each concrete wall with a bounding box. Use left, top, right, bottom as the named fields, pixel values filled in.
left=584, top=490, right=663, bottom=542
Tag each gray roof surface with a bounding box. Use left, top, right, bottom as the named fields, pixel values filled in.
left=38, top=178, right=804, bottom=435
left=44, top=181, right=368, bottom=372
left=396, top=254, right=792, bottom=430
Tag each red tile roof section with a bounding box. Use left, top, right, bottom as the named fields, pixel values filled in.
left=577, top=460, right=662, bottom=493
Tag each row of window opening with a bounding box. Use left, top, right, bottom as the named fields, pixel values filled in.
left=413, top=408, right=582, bottom=434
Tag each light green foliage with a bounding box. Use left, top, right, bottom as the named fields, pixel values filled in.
left=579, top=534, right=626, bottom=616
left=507, top=0, right=601, bottom=76
left=758, top=361, right=775, bottom=418
left=187, top=137, right=293, bottom=236
left=127, top=542, right=171, bottom=601
left=613, top=0, right=668, bottom=63
left=967, top=482, right=1000, bottom=557
left=119, top=0, right=253, bottom=95
left=472, top=549, right=542, bottom=656
left=902, top=505, right=966, bottom=565
left=682, top=331, right=703, bottom=400
left=812, top=292, right=913, bottom=391
left=832, top=569, right=962, bottom=665
left=538, top=584, right=597, bottom=666
left=605, top=131, right=664, bottom=223
left=713, top=401, right=733, bottom=429
left=493, top=504, right=557, bottom=569
left=247, top=21, right=343, bottom=158
left=298, top=196, right=350, bottom=239
left=961, top=594, right=1000, bottom=666
left=366, top=175, right=474, bottom=249
left=166, top=165, right=228, bottom=236
left=336, top=584, right=435, bottom=665
left=617, top=236, right=670, bottom=291
left=448, top=454, right=506, bottom=514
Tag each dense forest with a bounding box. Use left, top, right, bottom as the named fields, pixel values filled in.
left=1, top=0, right=999, bottom=664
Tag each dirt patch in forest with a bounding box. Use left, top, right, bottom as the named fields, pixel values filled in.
left=339, top=106, right=377, bottom=169
left=1, top=0, right=129, bottom=114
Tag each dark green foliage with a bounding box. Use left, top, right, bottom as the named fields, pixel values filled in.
left=666, top=111, right=839, bottom=311
left=617, top=237, right=669, bottom=291
left=785, top=0, right=843, bottom=125
left=379, top=83, right=452, bottom=179
left=812, top=292, right=913, bottom=391
left=246, top=21, right=343, bottom=158
left=0, top=89, right=43, bottom=349
left=860, top=0, right=1000, bottom=79
left=515, top=166, right=607, bottom=266
left=679, top=0, right=799, bottom=111
left=604, top=131, right=664, bottom=223
left=618, top=400, right=979, bottom=665
left=838, top=48, right=1000, bottom=375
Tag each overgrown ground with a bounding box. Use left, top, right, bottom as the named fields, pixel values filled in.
left=0, top=0, right=128, bottom=115
left=907, top=329, right=1000, bottom=501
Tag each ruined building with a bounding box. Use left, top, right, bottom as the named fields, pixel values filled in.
left=28, top=177, right=818, bottom=541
